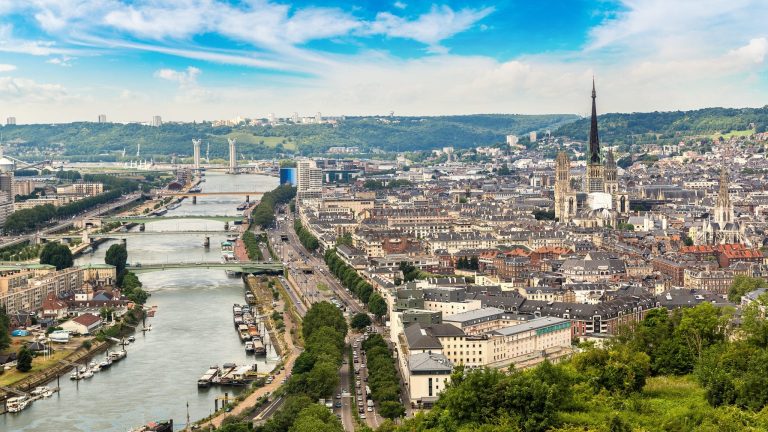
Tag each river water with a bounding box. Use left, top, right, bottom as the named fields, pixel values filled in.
left=2, top=172, right=279, bottom=432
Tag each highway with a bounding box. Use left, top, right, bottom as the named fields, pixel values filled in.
left=268, top=207, right=391, bottom=429
left=0, top=192, right=143, bottom=249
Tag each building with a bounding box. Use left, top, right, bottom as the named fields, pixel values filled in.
left=506, top=135, right=519, bottom=146
left=554, top=81, right=629, bottom=223
left=14, top=179, right=35, bottom=196
left=60, top=313, right=102, bottom=335
left=56, top=182, right=104, bottom=196
left=406, top=352, right=452, bottom=407
left=151, top=115, right=162, bottom=127
left=97, top=114, right=107, bottom=123
left=0, top=266, right=84, bottom=313
left=0, top=196, right=14, bottom=225
left=698, top=168, right=746, bottom=245
left=192, top=139, right=201, bottom=169
left=6, top=117, right=16, bottom=126
left=279, top=167, right=298, bottom=186
left=529, top=131, right=537, bottom=142
left=291, top=112, right=299, bottom=123
left=297, top=159, right=322, bottom=200
left=315, top=112, right=322, bottom=123
left=228, top=138, right=237, bottom=174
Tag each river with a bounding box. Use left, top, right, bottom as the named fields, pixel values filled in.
left=2, top=172, right=279, bottom=432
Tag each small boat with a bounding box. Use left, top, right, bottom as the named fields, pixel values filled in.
left=167, top=203, right=181, bottom=210
left=6, top=395, right=29, bottom=413
left=245, top=341, right=255, bottom=353
left=31, top=386, right=51, bottom=397
left=99, top=357, right=113, bottom=370
left=81, top=367, right=94, bottom=379
left=110, top=350, right=127, bottom=361
left=128, top=336, right=136, bottom=342
left=236, top=202, right=248, bottom=211
left=129, top=419, right=174, bottom=432
left=198, top=365, right=220, bottom=388
left=252, top=338, right=267, bottom=356
left=91, top=363, right=101, bottom=373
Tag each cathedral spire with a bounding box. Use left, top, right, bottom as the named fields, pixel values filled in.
left=589, top=77, right=601, bottom=164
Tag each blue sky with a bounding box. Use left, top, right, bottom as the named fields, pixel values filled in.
left=0, top=0, right=767, bottom=123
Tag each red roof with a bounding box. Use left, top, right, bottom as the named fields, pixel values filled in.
left=72, top=313, right=101, bottom=327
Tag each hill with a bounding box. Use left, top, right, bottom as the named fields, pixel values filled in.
left=0, top=114, right=577, bottom=161
left=555, top=106, right=768, bottom=148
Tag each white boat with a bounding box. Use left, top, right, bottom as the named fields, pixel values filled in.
left=91, top=363, right=101, bottom=373
left=49, top=330, right=70, bottom=343
left=128, top=336, right=136, bottom=342
left=31, top=386, right=51, bottom=396
left=110, top=350, right=127, bottom=361
left=6, top=395, right=29, bottom=412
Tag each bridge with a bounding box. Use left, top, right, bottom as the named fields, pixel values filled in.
left=40, top=230, right=231, bottom=241
left=154, top=191, right=266, bottom=197
left=126, top=261, right=283, bottom=273
left=101, top=215, right=246, bottom=224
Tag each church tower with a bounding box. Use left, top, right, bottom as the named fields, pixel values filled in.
left=604, top=149, right=618, bottom=194
left=585, top=78, right=605, bottom=193
left=555, top=151, right=572, bottom=222
left=714, top=167, right=734, bottom=226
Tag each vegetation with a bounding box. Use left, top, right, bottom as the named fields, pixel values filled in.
left=325, top=249, right=374, bottom=304
left=363, top=334, right=405, bottom=420
left=16, top=346, right=32, bottom=372
left=0, top=307, right=10, bottom=352
left=105, top=244, right=128, bottom=281
left=456, top=256, right=479, bottom=270
left=252, top=184, right=296, bottom=228
left=0, top=115, right=576, bottom=161
left=104, top=243, right=148, bottom=304
left=555, top=106, right=768, bottom=151
left=728, top=275, right=767, bottom=303
left=0, top=241, right=41, bottom=261
left=294, top=220, right=319, bottom=252
left=4, top=187, right=136, bottom=233
left=350, top=313, right=372, bottom=330
left=253, top=302, right=347, bottom=432
left=242, top=231, right=265, bottom=261
left=39, top=242, right=74, bottom=270
left=121, top=271, right=149, bottom=305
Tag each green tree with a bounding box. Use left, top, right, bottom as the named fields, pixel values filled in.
left=351, top=313, right=372, bottom=330
left=728, top=275, right=767, bottom=303
left=379, top=400, right=406, bottom=420
left=0, top=306, right=10, bottom=352
left=105, top=243, right=128, bottom=284
left=677, top=302, right=730, bottom=358
left=368, top=293, right=387, bottom=318
left=39, top=242, right=73, bottom=270
left=289, top=404, right=343, bottom=432
left=301, top=302, right=347, bottom=341
left=16, top=346, right=33, bottom=372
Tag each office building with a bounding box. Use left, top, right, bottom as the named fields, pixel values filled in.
left=97, top=114, right=107, bottom=123
left=6, top=117, right=16, bottom=126
left=151, top=115, right=162, bottom=127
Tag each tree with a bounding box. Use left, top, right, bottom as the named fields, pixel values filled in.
left=16, top=346, right=33, bottom=372
left=728, top=275, right=767, bottom=303
left=301, top=302, right=347, bottom=341
left=351, top=313, right=372, bottom=330
left=0, top=307, right=10, bottom=352
left=677, top=302, right=730, bottom=358
left=379, top=401, right=405, bottom=420
left=39, top=242, right=73, bottom=270
left=105, top=243, right=128, bottom=282
left=368, top=293, right=387, bottom=318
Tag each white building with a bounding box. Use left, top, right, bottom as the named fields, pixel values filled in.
left=529, top=131, right=537, bottom=142
left=97, top=114, right=107, bottom=123
left=506, top=135, right=519, bottom=146
left=6, top=117, right=16, bottom=126
left=151, top=115, right=162, bottom=127
left=297, top=159, right=323, bottom=200
left=406, top=352, right=452, bottom=407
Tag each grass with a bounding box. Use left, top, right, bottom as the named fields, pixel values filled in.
left=0, top=350, right=71, bottom=387
left=218, top=132, right=296, bottom=150
left=711, top=129, right=755, bottom=140
left=557, top=375, right=768, bottom=432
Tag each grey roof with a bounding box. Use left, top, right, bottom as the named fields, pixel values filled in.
left=442, top=307, right=509, bottom=326
left=490, top=317, right=570, bottom=337
left=408, top=352, right=453, bottom=374
left=404, top=323, right=443, bottom=350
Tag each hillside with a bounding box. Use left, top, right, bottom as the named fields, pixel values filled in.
left=0, top=114, right=577, bottom=161
left=555, top=106, right=768, bottom=148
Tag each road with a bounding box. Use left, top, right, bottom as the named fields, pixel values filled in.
left=268, top=207, right=392, bottom=429
left=0, top=192, right=143, bottom=249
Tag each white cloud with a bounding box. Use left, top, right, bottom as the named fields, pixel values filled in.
left=728, top=38, right=768, bottom=65
left=393, top=2, right=407, bottom=9
left=368, top=5, right=494, bottom=49
left=47, top=56, right=75, bottom=66
left=0, top=64, right=16, bottom=72
left=0, top=76, right=69, bottom=103
left=154, top=66, right=213, bottom=103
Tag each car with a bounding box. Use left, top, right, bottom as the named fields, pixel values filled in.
left=357, top=396, right=362, bottom=402
left=356, top=389, right=362, bottom=395
left=367, top=406, right=373, bottom=412
left=358, top=408, right=364, bottom=414
left=363, top=377, right=368, bottom=382
left=334, top=402, right=342, bottom=408
left=336, top=393, right=342, bottom=399
left=359, top=413, right=366, bottom=419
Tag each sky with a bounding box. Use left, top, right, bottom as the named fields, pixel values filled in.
left=0, top=0, right=767, bottom=123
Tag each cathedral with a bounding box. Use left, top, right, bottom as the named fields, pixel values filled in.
left=697, top=167, right=747, bottom=245
left=554, top=80, right=630, bottom=226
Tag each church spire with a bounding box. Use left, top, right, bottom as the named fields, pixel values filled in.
left=588, top=77, right=601, bottom=164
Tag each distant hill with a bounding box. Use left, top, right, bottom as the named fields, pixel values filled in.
left=0, top=114, right=578, bottom=161
left=555, top=106, right=768, bottom=148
